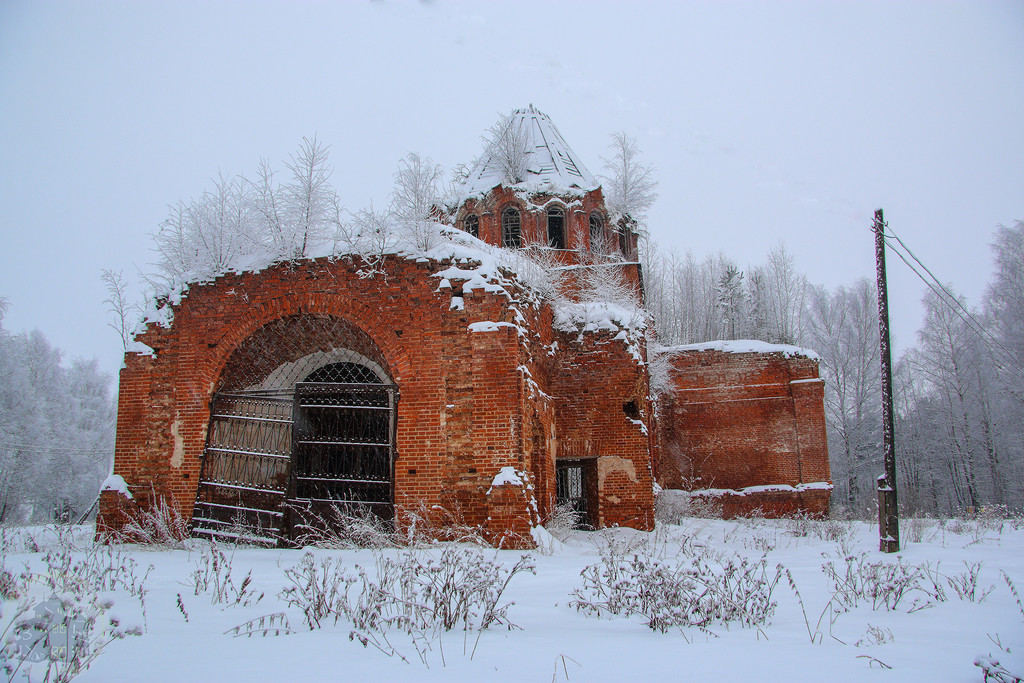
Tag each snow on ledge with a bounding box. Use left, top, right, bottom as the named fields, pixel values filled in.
left=684, top=481, right=833, bottom=498
left=101, top=474, right=133, bottom=499
left=126, top=340, right=155, bottom=357
left=656, top=339, right=820, bottom=361
left=490, top=466, right=524, bottom=488
left=468, top=321, right=520, bottom=333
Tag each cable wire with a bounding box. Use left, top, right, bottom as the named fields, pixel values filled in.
left=874, top=221, right=1024, bottom=379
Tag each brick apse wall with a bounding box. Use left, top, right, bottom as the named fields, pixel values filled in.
left=654, top=345, right=831, bottom=517
left=97, top=254, right=654, bottom=547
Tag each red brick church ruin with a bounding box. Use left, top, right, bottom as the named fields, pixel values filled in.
left=98, top=107, right=830, bottom=547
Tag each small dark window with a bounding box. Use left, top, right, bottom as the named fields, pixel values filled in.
left=622, top=400, right=640, bottom=419
left=547, top=207, right=565, bottom=249
left=589, top=212, right=604, bottom=251
left=464, top=214, right=479, bottom=238
left=502, top=207, right=522, bottom=249
left=556, top=459, right=596, bottom=529
left=618, top=224, right=632, bottom=258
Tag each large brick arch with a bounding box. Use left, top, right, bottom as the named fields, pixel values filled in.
left=214, top=314, right=394, bottom=392
left=200, top=290, right=410, bottom=392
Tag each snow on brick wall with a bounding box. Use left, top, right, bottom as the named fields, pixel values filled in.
left=654, top=346, right=831, bottom=518
left=98, top=254, right=655, bottom=544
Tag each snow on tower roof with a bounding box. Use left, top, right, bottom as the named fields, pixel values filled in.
left=457, top=105, right=599, bottom=201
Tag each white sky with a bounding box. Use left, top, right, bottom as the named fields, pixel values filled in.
left=1, top=0, right=1022, bottom=376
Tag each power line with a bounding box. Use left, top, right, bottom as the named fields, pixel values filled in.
left=0, top=441, right=109, bottom=454
left=876, top=222, right=1024, bottom=379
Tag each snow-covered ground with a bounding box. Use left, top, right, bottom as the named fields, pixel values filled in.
left=3, top=515, right=1022, bottom=682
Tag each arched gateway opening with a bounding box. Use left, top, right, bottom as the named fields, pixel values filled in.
left=190, top=314, right=397, bottom=546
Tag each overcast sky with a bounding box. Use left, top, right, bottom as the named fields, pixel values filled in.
left=1, top=0, right=1022, bottom=376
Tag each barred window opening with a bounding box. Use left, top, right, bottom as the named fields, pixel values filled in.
left=464, top=214, right=479, bottom=238
left=502, top=207, right=522, bottom=249
left=547, top=207, right=565, bottom=249
left=589, top=212, right=604, bottom=251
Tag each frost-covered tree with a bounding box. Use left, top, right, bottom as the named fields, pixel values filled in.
left=152, top=173, right=258, bottom=285
left=151, top=137, right=345, bottom=287
left=765, top=243, right=807, bottom=344
left=600, top=132, right=658, bottom=232
left=914, top=287, right=985, bottom=510
left=804, top=280, right=881, bottom=513
left=101, top=269, right=137, bottom=351
left=715, top=265, right=746, bottom=340
left=390, top=152, right=444, bottom=251
left=281, top=135, right=344, bottom=259
left=984, top=221, right=1024, bottom=392
left=483, top=112, right=528, bottom=185
left=0, top=308, right=114, bottom=522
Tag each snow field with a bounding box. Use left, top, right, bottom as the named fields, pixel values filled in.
left=2, top=516, right=1022, bottom=682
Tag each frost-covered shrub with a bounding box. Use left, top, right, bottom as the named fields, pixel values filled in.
left=279, top=553, right=347, bottom=630
left=905, top=513, right=937, bottom=543
left=822, top=553, right=936, bottom=612
left=570, top=550, right=781, bottom=633
left=974, top=654, right=1023, bottom=683
left=1, top=591, right=143, bottom=682
left=292, top=505, right=400, bottom=550
left=0, top=533, right=147, bottom=682
left=543, top=503, right=583, bottom=541
left=945, top=561, right=994, bottom=603
left=185, top=541, right=263, bottom=607
left=339, top=548, right=535, bottom=635
left=279, top=548, right=536, bottom=641
left=654, top=490, right=721, bottom=523
left=114, top=496, right=189, bottom=548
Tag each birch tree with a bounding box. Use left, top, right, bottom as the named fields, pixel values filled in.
left=600, top=132, right=658, bottom=231
left=804, top=280, right=881, bottom=512
left=484, top=112, right=528, bottom=185
left=390, top=152, right=444, bottom=251
left=281, top=135, right=344, bottom=259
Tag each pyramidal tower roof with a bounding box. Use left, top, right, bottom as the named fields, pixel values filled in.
left=457, top=105, right=599, bottom=200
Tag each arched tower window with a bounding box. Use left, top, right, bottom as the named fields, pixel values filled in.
left=547, top=207, right=566, bottom=249
left=464, top=214, right=479, bottom=238
left=618, top=223, right=633, bottom=259
left=589, top=212, right=604, bottom=252
left=501, top=207, right=522, bottom=249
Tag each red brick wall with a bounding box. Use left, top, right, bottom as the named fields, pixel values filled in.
left=99, top=254, right=656, bottom=543
left=551, top=330, right=655, bottom=531
left=455, top=186, right=643, bottom=296
left=655, top=346, right=831, bottom=517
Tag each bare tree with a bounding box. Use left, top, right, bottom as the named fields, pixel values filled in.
left=391, top=152, right=445, bottom=251
left=483, top=112, right=528, bottom=185
left=152, top=172, right=257, bottom=285
left=600, top=132, right=658, bottom=232
left=804, top=280, right=881, bottom=513
left=282, top=135, right=344, bottom=258
left=100, top=269, right=138, bottom=351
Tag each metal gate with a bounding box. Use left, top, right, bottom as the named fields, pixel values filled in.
left=191, top=391, right=294, bottom=545
left=290, top=380, right=397, bottom=522
left=191, top=378, right=397, bottom=545
left=556, top=459, right=594, bottom=529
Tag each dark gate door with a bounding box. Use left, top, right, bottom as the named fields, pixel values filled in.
left=556, top=459, right=595, bottom=529
left=288, top=380, right=397, bottom=534
left=191, top=391, right=293, bottom=545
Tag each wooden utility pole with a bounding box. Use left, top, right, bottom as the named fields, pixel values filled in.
left=873, top=209, right=900, bottom=553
